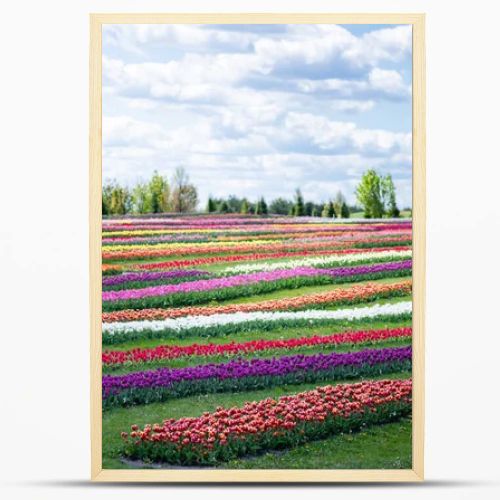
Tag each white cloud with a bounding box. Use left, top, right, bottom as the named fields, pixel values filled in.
left=102, top=23, right=413, bottom=208
left=253, top=24, right=354, bottom=67
left=283, top=112, right=411, bottom=155
left=103, top=24, right=412, bottom=104
left=343, top=25, right=412, bottom=66
left=331, top=100, right=376, bottom=113
left=103, top=53, right=258, bottom=88
left=296, top=69, right=410, bottom=100
left=104, top=24, right=256, bottom=54
left=103, top=116, right=166, bottom=147
left=368, top=68, right=411, bottom=96
left=104, top=24, right=411, bottom=67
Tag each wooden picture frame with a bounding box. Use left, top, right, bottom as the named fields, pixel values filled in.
left=90, top=13, right=425, bottom=482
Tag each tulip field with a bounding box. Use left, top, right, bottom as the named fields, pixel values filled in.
left=101, top=215, right=413, bottom=469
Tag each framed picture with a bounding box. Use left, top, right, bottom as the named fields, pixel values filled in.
left=90, top=13, right=425, bottom=482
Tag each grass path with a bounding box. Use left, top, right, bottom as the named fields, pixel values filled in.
left=221, top=418, right=411, bottom=469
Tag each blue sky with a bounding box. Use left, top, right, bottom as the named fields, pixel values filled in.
left=102, top=24, right=412, bottom=208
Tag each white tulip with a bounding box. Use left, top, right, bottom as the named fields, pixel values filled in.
left=103, top=301, right=412, bottom=336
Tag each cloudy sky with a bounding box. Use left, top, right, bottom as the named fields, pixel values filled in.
left=103, top=23, right=412, bottom=208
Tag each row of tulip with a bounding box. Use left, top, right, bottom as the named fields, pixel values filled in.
left=102, top=236, right=412, bottom=261
left=108, top=272, right=412, bottom=316
left=103, top=219, right=412, bottom=228
left=222, top=249, right=412, bottom=275
left=103, top=260, right=412, bottom=303
left=102, top=264, right=124, bottom=276
left=103, top=215, right=315, bottom=226
left=104, top=232, right=411, bottom=252
left=103, top=233, right=209, bottom=244
left=121, top=378, right=412, bottom=465
left=103, top=222, right=412, bottom=236
left=104, top=214, right=410, bottom=224
left=103, top=219, right=351, bottom=231
left=134, top=246, right=410, bottom=271
left=102, top=228, right=412, bottom=247
left=103, top=327, right=412, bottom=366
left=103, top=346, right=412, bottom=408
left=102, top=301, right=412, bottom=344
left=102, top=249, right=412, bottom=290
left=102, top=232, right=410, bottom=251
left=102, top=269, right=212, bottom=288
left=104, top=237, right=281, bottom=253
left=102, top=280, right=412, bottom=323
left=212, top=229, right=411, bottom=244
left=104, top=259, right=405, bottom=291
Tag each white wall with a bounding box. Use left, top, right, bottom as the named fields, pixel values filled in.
left=1, top=1, right=499, bottom=499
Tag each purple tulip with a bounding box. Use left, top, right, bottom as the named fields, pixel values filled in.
left=102, top=346, right=412, bottom=398
left=102, top=269, right=211, bottom=287
left=102, top=234, right=209, bottom=244
left=102, top=260, right=412, bottom=302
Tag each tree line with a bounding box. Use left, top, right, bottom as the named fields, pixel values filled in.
left=102, top=167, right=198, bottom=215
left=207, top=170, right=401, bottom=218
left=207, top=190, right=352, bottom=218
left=103, top=167, right=404, bottom=218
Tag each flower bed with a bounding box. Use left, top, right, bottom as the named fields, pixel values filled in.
left=102, top=301, right=412, bottom=344
left=102, top=236, right=412, bottom=261
left=104, top=260, right=411, bottom=302
left=102, top=260, right=412, bottom=311
left=103, top=327, right=412, bottom=366
left=134, top=246, right=410, bottom=271
left=102, top=346, right=412, bottom=408
left=102, top=269, right=211, bottom=287
left=101, top=215, right=415, bottom=468
left=222, top=249, right=412, bottom=275
left=121, top=378, right=412, bottom=465
left=102, top=280, right=411, bottom=323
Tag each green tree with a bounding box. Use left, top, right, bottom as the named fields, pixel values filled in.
left=102, top=184, right=114, bottom=215
left=340, top=201, right=350, bottom=218
left=240, top=198, right=249, bottom=214
left=260, top=197, right=268, bottom=215
left=255, top=197, right=268, bottom=215
left=218, top=200, right=229, bottom=213
left=207, top=196, right=216, bottom=213
left=321, top=200, right=335, bottom=218
left=148, top=171, right=170, bottom=213
left=269, top=198, right=293, bottom=215
left=227, top=195, right=243, bottom=213
left=293, top=189, right=305, bottom=216
left=356, top=169, right=384, bottom=218
left=321, top=202, right=329, bottom=218
left=110, top=185, right=130, bottom=215
left=171, top=167, right=198, bottom=213
left=304, top=201, right=314, bottom=216
left=381, top=174, right=400, bottom=218
left=132, top=182, right=151, bottom=214
left=333, top=191, right=346, bottom=217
